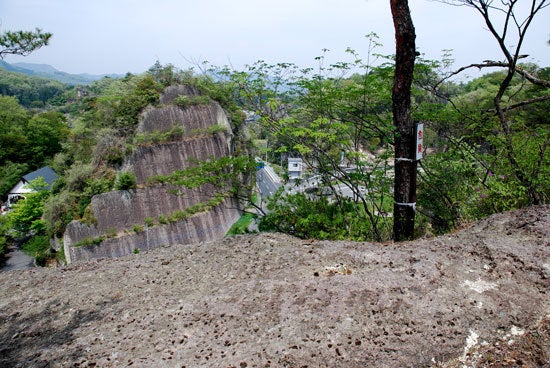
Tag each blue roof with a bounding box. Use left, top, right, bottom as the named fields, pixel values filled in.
left=23, top=166, right=58, bottom=189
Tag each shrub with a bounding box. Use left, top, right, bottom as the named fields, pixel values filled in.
left=158, top=214, right=168, bottom=224
left=65, top=163, right=94, bottom=192
left=106, top=227, right=118, bottom=238
left=0, top=216, right=9, bottom=258
left=92, top=128, right=126, bottom=166
left=115, top=171, right=137, bottom=190
left=74, top=236, right=105, bottom=247
left=144, top=217, right=155, bottom=227
left=173, top=95, right=210, bottom=109
left=43, top=191, right=80, bottom=237
left=188, top=124, right=227, bottom=136
left=22, top=235, right=51, bottom=266
left=134, top=126, right=184, bottom=145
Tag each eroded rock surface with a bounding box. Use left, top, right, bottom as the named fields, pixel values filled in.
left=1, top=206, right=548, bottom=367
left=63, top=85, right=240, bottom=262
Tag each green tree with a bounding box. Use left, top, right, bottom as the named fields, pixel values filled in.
left=6, top=177, right=50, bottom=238
left=196, top=44, right=399, bottom=241
left=435, top=0, right=549, bottom=205
left=0, top=95, right=30, bottom=164
left=2, top=177, right=53, bottom=264
left=27, top=112, right=70, bottom=167
left=0, top=69, right=68, bottom=108
left=0, top=96, right=69, bottom=176
left=418, top=0, right=550, bottom=229
left=0, top=215, right=9, bottom=257
left=0, top=162, right=28, bottom=199
left=0, top=28, right=52, bottom=59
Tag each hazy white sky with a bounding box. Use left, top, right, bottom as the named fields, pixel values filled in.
left=1, top=0, right=548, bottom=76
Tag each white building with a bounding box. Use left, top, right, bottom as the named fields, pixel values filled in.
left=2, top=166, right=58, bottom=212
left=288, top=158, right=303, bottom=180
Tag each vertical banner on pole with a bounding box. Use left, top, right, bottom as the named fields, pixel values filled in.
left=416, top=123, right=424, bottom=161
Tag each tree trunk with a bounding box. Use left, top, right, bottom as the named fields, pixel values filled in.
left=390, top=0, right=417, bottom=241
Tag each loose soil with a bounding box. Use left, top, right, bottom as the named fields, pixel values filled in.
left=1, top=205, right=548, bottom=367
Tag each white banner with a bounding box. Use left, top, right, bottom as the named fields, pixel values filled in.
left=416, top=123, right=424, bottom=160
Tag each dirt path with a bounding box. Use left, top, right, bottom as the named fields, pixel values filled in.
left=0, top=206, right=548, bottom=367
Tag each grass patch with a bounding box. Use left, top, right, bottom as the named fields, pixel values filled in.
left=226, top=213, right=256, bottom=235
left=74, top=236, right=105, bottom=247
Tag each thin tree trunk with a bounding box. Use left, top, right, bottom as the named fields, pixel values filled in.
left=390, top=0, right=417, bottom=241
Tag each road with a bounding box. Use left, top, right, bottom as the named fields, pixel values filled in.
left=256, top=163, right=369, bottom=211
left=1, top=244, right=34, bottom=272
left=256, top=165, right=281, bottom=199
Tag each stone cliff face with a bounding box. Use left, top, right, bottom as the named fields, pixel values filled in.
left=63, top=85, right=242, bottom=263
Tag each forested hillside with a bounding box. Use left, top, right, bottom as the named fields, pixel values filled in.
left=0, top=67, right=69, bottom=108
left=0, top=60, right=124, bottom=86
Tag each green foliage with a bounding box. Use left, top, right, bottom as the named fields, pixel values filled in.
left=132, top=224, right=144, bottom=233
left=475, top=174, right=528, bottom=216
left=226, top=213, right=256, bottom=235
left=147, top=61, right=188, bottom=87
left=92, top=74, right=162, bottom=130
left=260, top=192, right=392, bottom=241
left=0, top=161, right=28, bottom=198
left=151, top=156, right=255, bottom=192
left=157, top=214, right=168, bottom=225
left=188, top=124, right=227, bottom=136
left=74, top=236, right=105, bottom=247
left=0, top=50, right=546, bottom=247
left=134, top=125, right=184, bottom=145
left=42, top=190, right=80, bottom=237
left=92, top=128, right=127, bottom=166
left=144, top=217, right=155, bottom=227
left=26, top=112, right=70, bottom=166
left=115, top=171, right=137, bottom=191
left=0, top=96, right=68, bottom=169
left=42, top=173, right=114, bottom=237
left=22, top=235, right=50, bottom=266
left=166, top=195, right=226, bottom=223
left=420, top=63, right=550, bottom=229
left=0, top=69, right=69, bottom=108
left=0, top=28, right=52, bottom=58
left=418, top=149, right=482, bottom=233
left=63, top=163, right=95, bottom=192
left=6, top=177, right=50, bottom=238
left=0, top=215, right=9, bottom=257
left=173, top=95, right=211, bottom=109
left=0, top=96, right=31, bottom=164
left=0, top=178, right=53, bottom=264
left=116, top=75, right=162, bottom=127
left=202, top=50, right=398, bottom=241
left=106, top=227, right=118, bottom=238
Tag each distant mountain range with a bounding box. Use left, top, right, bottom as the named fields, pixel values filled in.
left=0, top=61, right=124, bottom=85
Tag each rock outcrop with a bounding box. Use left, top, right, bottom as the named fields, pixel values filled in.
left=63, top=85, right=241, bottom=263
left=1, top=206, right=548, bottom=367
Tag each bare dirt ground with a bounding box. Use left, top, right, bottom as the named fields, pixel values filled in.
left=0, top=205, right=548, bottom=368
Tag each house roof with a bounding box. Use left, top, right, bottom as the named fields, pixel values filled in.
left=22, top=166, right=58, bottom=189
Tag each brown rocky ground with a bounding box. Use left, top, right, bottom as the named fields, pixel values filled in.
left=0, top=206, right=548, bottom=368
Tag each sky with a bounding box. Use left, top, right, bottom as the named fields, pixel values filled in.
left=1, top=0, right=549, bottom=78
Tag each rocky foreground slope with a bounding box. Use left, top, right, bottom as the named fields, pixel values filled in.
left=1, top=206, right=548, bottom=367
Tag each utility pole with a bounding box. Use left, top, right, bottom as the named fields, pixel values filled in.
left=390, top=0, right=417, bottom=241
